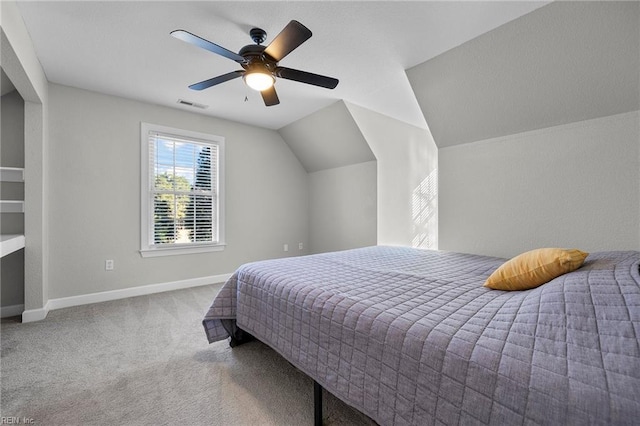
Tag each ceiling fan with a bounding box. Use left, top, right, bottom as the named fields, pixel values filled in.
left=171, top=20, right=339, bottom=107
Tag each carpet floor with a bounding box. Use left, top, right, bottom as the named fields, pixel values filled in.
left=1, top=284, right=375, bottom=425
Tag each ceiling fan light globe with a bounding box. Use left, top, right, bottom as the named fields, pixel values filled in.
left=244, top=71, right=275, bottom=92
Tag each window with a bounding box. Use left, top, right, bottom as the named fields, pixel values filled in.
left=140, top=123, right=225, bottom=257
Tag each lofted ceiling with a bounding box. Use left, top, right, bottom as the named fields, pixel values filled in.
left=279, top=101, right=375, bottom=173
left=15, top=1, right=548, bottom=130
left=408, top=1, right=640, bottom=147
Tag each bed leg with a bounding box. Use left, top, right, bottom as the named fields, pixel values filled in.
left=314, top=380, right=323, bottom=426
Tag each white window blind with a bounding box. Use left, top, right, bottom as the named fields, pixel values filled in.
left=141, top=123, right=225, bottom=257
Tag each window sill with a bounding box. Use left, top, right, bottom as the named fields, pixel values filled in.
left=140, top=243, right=226, bottom=258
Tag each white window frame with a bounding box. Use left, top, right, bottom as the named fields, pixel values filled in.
left=140, top=122, right=225, bottom=257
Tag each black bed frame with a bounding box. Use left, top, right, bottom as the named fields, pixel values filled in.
left=229, top=331, right=325, bottom=425
left=314, top=380, right=323, bottom=426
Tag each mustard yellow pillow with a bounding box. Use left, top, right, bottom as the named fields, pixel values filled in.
left=484, top=248, right=588, bottom=291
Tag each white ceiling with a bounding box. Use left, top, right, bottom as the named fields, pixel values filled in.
left=16, top=1, right=548, bottom=130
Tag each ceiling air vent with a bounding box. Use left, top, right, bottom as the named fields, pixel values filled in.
left=177, top=99, right=208, bottom=109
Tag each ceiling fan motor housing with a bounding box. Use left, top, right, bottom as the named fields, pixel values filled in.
left=249, top=27, right=267, bottom=45
left=239, top=44, right=276, bottom=73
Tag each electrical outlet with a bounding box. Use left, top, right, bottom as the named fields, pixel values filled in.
left=105, top=259, right=114, bottom=271
left=283, top=244, right=289, bottom=252
left=299, top=242, right=304, bottom=250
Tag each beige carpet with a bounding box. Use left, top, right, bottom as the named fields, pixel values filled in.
left=1, top=284, right=375, bottom=425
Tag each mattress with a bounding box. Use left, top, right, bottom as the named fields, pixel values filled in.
left=203, top=246, right=640, bottom=425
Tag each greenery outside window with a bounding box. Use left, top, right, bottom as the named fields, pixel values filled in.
left=140, top=123, right=225, bottom=257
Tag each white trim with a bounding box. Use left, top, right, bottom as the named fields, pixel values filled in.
left=21, top=273, right=232, bottom=322
left=140, top=122, right=226, bottom=256
left=217, top=137, right=226, bottom=246
left=49, top=273, right=232, bottom=311
left=1, top=304, right=25, bottom=318
left=22, top=304, right=49, bottom=323
left=140, top=243, right=226, bottom=258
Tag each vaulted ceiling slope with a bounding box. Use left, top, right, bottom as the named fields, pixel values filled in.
left=278, top=101, right=375, bottom=173
left=14, top=1, right=548, bottom=131
left=407, top=1, right=640, bottom=148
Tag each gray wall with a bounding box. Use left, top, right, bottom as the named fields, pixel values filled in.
left=279, top=101, right=378, bottom=254
left=346, top=102, right=438, bottom=249
left=439, top=111, right=639, bottom=259
left=408, top=1, right=640, bottom=258
left=47, top=83, right=309, bottom=299
left=309, top=161, right=377, bottom=254
left=280, top=99, right=439, bottom=254
left=1, top=250, right=24, bottom=307
left=1, top=88, right=25, bottom=307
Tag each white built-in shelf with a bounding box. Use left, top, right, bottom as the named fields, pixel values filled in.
left=0, top=167, right=25, bottom=212
left=0, top=169, right=25, bottom=257
left=0, top=234, right=25, bottom=258
left=0, top=200, right=24, bottom=213
left=0, top=167, right=24, bottom=182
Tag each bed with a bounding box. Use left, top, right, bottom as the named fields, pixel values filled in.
left=203, top=246, right=640, bottom=425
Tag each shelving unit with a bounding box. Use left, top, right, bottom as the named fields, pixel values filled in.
left=0, top=167, right=24, bottom=182
left=1, top=166, right=25, bottom=258
left=1, top=234, right=25, bottom=257
left=0, top=200, right=24, bottom=213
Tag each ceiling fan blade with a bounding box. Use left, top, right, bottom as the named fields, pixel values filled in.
left=171, top=30, right=245, bottom=63
left=189, top=70, right=244, bottom=91
left=261, top=86, right=280, bottom=106
left=263, top=20, right=312, bottom=62
left=275, top=67, right=339, bottom=89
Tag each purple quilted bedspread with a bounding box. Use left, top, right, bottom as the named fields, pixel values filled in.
left=203, top=246, right=640, bottom=425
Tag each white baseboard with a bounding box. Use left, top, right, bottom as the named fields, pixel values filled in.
left=0, top=304, right=25, bottom=318
left=21, top=273, right=231, bottom=323
left=22, top=304, right=49, bottom=323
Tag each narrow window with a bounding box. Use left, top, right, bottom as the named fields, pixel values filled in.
left=140, top=123, right=225, bottom=257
